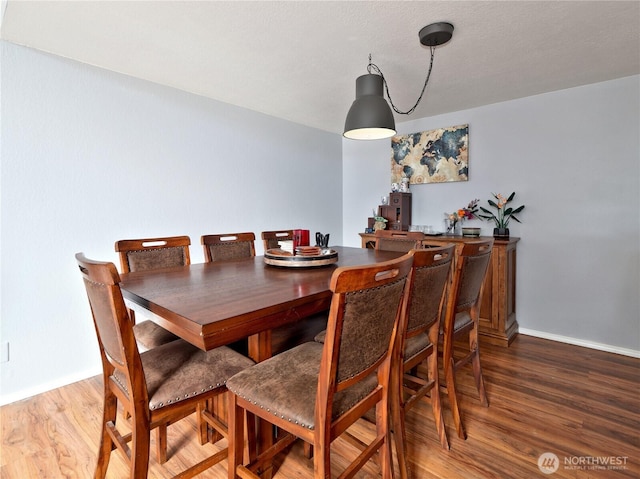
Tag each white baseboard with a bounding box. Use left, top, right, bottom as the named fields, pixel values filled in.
left=519, top=329, right=640, bottom=358
left=0, top=367, right=101, bottom=406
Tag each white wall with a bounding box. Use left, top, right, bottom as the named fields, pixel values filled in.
left=2, top=39, right=638, bottom=405
left=343, top=75, right=640, bottom=355
left=0, top=42, right=342, bottom=404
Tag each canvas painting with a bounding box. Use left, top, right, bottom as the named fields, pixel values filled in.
left=391, top=124, right=469, bottom=184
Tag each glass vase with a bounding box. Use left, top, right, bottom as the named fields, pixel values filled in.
left=444, top=216, right=453, bottom=234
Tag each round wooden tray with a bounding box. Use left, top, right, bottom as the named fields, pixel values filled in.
left=264, top=248, right=338, bottom=268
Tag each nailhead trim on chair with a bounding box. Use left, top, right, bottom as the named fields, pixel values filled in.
left=112, top=376, right=225, bottom=410
left=126, top=247, right=185, bottom=259
left=237, top=392, right=314, bottom=429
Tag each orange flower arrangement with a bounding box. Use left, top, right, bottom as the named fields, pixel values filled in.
left=448, top=199, right=479, bottom=224
left=446, top=199, right=479, bottom=232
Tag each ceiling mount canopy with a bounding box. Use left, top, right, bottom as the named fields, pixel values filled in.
left=343, top=22, right=454, bottom=140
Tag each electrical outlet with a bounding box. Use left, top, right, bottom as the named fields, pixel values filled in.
left=1, top=342, right=9, bottom=363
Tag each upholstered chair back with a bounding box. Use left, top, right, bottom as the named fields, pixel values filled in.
left=201, top=232, right=256, bottom=262
left=115, top=236, right=191, bottom=273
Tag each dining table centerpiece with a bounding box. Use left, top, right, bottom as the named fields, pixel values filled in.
left=478, top=192, right=525, bottom=238
left=445, top=199, right=479, bottom=235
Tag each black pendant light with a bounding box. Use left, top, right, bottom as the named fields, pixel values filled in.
left=343, top=73, right=396, bottom=140
left=343, top=22, right=454, bottom=140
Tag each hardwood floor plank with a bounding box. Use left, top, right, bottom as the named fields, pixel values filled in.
left=1, top=334, right=638, bottom=478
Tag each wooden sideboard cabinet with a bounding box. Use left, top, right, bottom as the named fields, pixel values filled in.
left=359, top=233, right=519, bottom=347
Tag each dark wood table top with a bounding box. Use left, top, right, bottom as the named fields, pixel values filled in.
left=120, top=246, right=403, bottom=352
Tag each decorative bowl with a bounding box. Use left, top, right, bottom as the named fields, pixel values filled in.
left=462, top=227, right=481, bottom=237
left=264, top=248, right=338, bottom=267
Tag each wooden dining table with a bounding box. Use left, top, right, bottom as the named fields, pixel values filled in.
left=120, top=245, right=403, bottom=362
left=120, top=246, right=404, bottom=476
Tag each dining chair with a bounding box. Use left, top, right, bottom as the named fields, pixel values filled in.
left=375, top=230, right=424, bottom=252
left=391, top=245, right=455, bottom=479
left=115, top=235, right=191, bottom=350
left=201, top=232, right=256, bottom=262
left=76, top=253, right=256, bottom=479
left=313, top=246, right=454, bottom=476
left=441, top=239, right=494, bottom=440
left=225, top=254, right=414, bottom=479
left=261, top=230, right=294, bottom=251
left=114, top=235, right=193, bottom=462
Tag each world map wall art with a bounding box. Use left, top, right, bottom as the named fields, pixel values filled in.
left=391, top=124, right=469, bottom=184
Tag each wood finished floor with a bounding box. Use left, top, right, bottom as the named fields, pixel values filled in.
left=1, top=334, right=638, bottom=478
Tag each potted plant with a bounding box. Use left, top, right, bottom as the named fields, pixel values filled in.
left=477, top=192, right=525, bottom=238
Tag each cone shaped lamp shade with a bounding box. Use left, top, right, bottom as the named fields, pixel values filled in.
left=343, top=74, right=396, bottom=140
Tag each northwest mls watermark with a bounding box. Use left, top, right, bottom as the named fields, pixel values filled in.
left=538, top=452, right=629, bottom=474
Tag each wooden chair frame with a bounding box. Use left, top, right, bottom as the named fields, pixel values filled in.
left=261, top=230, right=294, bottom=251
left=114, top=235, right=191, bottom=331
left=115, top=235, right=191, bottom=274
left=390, top=245, right=455, bottom=479
left=374, top=230, right=424, bottom=252
left=441, top=239, right=494, bottom=440
left=114, top=236, right=195, bottom=460
left=76, top=253, right=240, bottom=479
left=201, top=232, right=256, bottom=262
left=227, top=254, right=414, bottom=479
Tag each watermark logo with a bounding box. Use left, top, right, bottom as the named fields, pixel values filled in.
left=564, top=455, right=628, bottom=471
left=537, top=453, right=629, bottom=474
left=538, top=452, right=560, bottom=474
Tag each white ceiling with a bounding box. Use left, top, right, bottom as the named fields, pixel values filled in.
left=1, top=1, right=639, bottom=134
